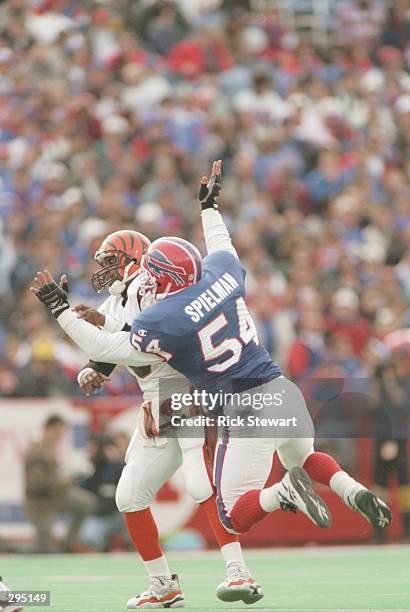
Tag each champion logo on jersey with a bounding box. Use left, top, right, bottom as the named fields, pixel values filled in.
left=146, top=249, right=187, bottom=286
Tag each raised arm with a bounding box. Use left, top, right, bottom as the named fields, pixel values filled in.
left=199, top=160, right=238, bottom=259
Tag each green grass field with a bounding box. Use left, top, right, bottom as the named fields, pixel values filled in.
left=2, top=546, right=410, bottom=612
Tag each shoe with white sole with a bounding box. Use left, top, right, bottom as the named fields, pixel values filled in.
left=0, top=577, right=23, bottom=612
left=278, top=467, right=332, bottom=528
left=126, top=574, right=184, bottom=609
left=216, top=564, right=264, bottom=605
left=346, top=489, right=392, bottom=529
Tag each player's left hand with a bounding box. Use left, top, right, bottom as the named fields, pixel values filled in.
left=30, top=270, right=70, bottom=319
left=73, top=304, right=105, bottom=327
left=78, top=367, right=109, bottom=396
left=199, top=159, right=222, bottom=210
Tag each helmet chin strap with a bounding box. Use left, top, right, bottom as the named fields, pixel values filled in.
left=140, top=290, right=156, bottom=310
left=108, top=260, right=138, bottom=296
left=157, top=282, right=172, bottom=300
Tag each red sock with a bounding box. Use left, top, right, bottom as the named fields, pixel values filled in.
left=303, top=452, right=342, bottom=487
left=124, top=509, right=163, bottom=561
left=200, top=494, right=239, bottom=546
left=230, top=490, right=267, bottom=534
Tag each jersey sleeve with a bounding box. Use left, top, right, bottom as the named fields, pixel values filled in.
left=103, top=315, right=126, bottom=333
left=201, top=208, right=238, bottom=258
left=130, top=311, right=175, bottom=361
left=57, top=309, right=161, bottom=367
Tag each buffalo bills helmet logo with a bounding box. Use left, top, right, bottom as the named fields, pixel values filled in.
left=146, top=249, right=186, bottom=286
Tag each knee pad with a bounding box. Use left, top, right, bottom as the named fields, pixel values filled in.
left=115, top=463, right=154, bottom=513
left=182, top=445, right=214, bottom=504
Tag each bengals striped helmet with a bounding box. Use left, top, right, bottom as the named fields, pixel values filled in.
left=91, top=230, right=151, bottom=294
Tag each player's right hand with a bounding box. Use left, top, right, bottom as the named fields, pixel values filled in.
left=77, top=367, right=109, bottom=396
left=199, top=159, right=222, bottom=210
left=73, top=305, right=106, bottom=327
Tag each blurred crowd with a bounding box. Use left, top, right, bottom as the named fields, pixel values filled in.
left=0, top=0, right=409, bottom=401
left=23, top=414, right=128, bottom=553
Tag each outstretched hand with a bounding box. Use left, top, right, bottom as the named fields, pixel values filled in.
left=199, top=159, right=222, bottom=210
left=30, top=270, right=70, bottom=319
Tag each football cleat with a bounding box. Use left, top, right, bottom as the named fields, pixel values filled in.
left=278, top=467, right=332, bottom=528
left=347, top=489, right=392, bottom=529
left=216, top=564, right=264, bottom=605
left=126, top=574, right=184, bottom=609
left=0, top=577, right=23, bottom=612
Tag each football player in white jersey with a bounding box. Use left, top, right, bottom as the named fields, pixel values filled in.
left=73, top=229, right=264, bottom=608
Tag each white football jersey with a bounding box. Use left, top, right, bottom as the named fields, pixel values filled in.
left=97, top=276, right=189, bottom=404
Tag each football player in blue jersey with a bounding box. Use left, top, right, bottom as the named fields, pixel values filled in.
left=31, top=161, right=392, bottom=562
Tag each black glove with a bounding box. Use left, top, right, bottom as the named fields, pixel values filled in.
left=199, top=172, right=222, bottom=210
left=35, top=280, right=70, bottom=319
left=60, top=276, right=69, bottom=294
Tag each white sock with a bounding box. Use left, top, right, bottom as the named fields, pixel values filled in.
left=259, top=483, right=281, bottom=513
left=221, top=541, right=245, bottom=568
left=330, top=471, right=366, bottom=503
left=143, top=555, right=171, bottom=579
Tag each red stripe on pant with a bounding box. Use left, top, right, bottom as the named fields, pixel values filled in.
left=214, top=428, right=235, bottom=531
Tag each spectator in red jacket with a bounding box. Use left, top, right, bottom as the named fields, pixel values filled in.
left=287, top=310, right=326, bottom=380
left=167, top=27, right=233, bottom=79
left=326, top=288, right=372, bottom=357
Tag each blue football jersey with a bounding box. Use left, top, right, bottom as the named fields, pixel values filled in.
left=130, top=250, right=281, bottom=396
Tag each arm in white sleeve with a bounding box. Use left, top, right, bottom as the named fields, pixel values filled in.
left=103, top=314, right=126, bottom=333
left=57, top=310, right=161, bottom=367
left=201, top=208, right=239, bottom=259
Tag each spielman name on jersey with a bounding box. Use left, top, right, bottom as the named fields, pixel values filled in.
left=184, top=272, right=239, bottom=322
left=171, top=415, right=299, bottom=428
